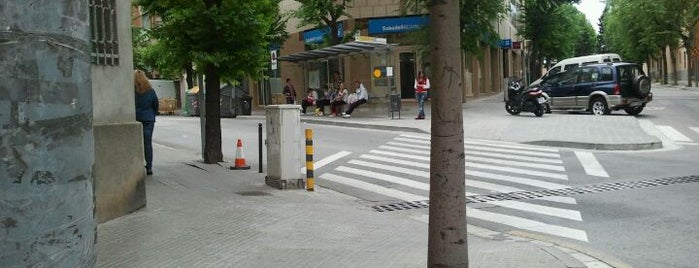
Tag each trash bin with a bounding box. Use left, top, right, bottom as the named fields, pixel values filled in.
left=389, top=93, right=401, bottom=119
left=185, top=90, right=200, bottom=116
left=236, top=96, right=252, bottom=115
left=220, top=85, right=236, bottom=117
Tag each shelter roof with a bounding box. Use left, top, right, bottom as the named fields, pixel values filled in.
left=278, top=37, right=394, bottom=63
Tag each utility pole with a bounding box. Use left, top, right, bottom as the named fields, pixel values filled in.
left=0, top=1, right=96, bottom=267
left=427, top=0, right=468, bottom=267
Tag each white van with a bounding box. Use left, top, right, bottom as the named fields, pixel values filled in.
left=529, top=53, right=622, bottom=87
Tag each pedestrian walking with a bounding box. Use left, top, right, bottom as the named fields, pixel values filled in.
left=134, top=70, right=159, bottom=175
left=414, top=71, right=430, bottom=119
left=283, top=78, right=296, bottom=104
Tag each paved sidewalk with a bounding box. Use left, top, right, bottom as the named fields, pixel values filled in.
left=96, top=92, right=654, bottom=267
left=96, top=144, right=623, bottom=268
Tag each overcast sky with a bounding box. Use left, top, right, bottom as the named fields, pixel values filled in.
left=574, top=0, right=606, bottom=33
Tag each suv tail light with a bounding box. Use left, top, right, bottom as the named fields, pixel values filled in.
left=613, top=84, right=621, bottom=95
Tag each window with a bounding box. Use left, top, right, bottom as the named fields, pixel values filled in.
left=600, top=67, right=613, bottom=81
left=563, top=63, right=579, bottom=71
left=547, top=66, right=562, bottom=77
left=577, top=67, right=598, bottom=83
left=89, top=0, right=119, bottom=65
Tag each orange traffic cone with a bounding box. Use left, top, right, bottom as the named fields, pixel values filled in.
left=230, top=139, right=250, bottom=170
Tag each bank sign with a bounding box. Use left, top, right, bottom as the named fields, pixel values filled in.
left=303, top=23, right=344, bottom=44
left=368, top=16, right=428, bottom=34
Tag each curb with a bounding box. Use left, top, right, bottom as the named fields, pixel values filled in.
left=523, top=140, right=663, bottom=151
left=508, top=230, right=634, bottom=268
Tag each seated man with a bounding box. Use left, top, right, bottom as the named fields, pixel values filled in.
left=300, top=88, right=318, bottom=115
left=342, top=81, right=368, bottom=118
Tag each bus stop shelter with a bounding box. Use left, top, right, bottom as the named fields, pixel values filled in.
left=277, top=36, right=397, bottom=104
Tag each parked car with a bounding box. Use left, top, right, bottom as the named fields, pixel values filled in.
left=530, top=53, right=622, bottom=87
left=534, top=62, right=652, bottom=115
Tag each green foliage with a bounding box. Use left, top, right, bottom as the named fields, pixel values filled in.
left=519, top=0, right=589, bottom=66
left=602, top=0, right=699, bottom=62
left=132, top=27, right=151, bottom=73
left=135, top=0, right=285, bottom=81
left=293, top=0, right=352, bottom=45
left=399, top=0, right=507, bottom=57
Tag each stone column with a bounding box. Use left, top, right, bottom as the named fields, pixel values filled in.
left=0, top=1, right=96, bottom=267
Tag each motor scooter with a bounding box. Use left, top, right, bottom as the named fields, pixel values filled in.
left=505, top=80, right=546, bottom=117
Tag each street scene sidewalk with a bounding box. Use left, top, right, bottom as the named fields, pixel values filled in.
left=96, top=143, right=623, bottom=268
left=277, top=92, right=661, bottom=151
left=95, top=91, right=656, bottom=267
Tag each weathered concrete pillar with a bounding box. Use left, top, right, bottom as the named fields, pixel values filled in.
left=0, top=1, right=96, bottom=267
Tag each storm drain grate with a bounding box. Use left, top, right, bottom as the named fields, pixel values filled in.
left=372, top=175, right=699, bottom=212
left=373, top=200, right=429, bottom=212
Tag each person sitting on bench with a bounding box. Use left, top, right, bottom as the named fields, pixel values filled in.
left=342, top=81, right=368, bottom=118
left=301, top=88, right=317, bottom=115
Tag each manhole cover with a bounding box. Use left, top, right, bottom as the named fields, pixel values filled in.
left=236, top=191, right=271, bottom=196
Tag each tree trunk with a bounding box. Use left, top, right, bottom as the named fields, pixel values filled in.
left=427, top=0, right=468, bottom=267
left=670, top=46, right=678, bottom=85
left=203, top=64, right=223, bottom=163
left=186, top=62, right=194, bottom=89
left=662, top=48, right=669, bottom=84
left=1, top=1, right=96, bottom=266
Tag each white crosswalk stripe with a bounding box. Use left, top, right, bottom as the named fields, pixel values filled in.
left=691, top=127, right=699, bottom=135
left=317, top=134, right=588, bottom=242
left=657, top=125, right=693, bottom=142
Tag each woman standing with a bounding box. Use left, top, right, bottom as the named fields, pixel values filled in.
left=134, top=70, right=159, bottom=175
left=414, top=71, right=430, bottom=120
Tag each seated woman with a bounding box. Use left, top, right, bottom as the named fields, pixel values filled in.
left=300, top=88, right=318, bottom=115
left=329, top=82, right=348, bottom=117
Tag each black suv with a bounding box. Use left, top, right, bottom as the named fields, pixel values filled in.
left=536, top=62, right=652, bottom=115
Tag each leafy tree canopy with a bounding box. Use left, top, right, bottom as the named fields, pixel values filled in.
left=293, top=0, right=352, bottom=45
left=135, top=0, right=283, bottom=81
left=399, top=0, right=507, bottom=56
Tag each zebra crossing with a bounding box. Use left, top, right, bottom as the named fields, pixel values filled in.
left=656, top=125, right=699, bottom=144
left=316, top=133, right=590, bottom=242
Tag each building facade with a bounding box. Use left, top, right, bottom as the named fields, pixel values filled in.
left=258, top=0, right=525, bottom=106
left=92, top=0, right=147, bottom=223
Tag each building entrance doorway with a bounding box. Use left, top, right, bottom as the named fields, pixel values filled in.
left=400, top=52, right=416, bottom=99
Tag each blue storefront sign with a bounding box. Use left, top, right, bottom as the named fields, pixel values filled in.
left=368, top=16, right=428, bottom=34
left=500, top=39, right=512, bottom=49
left=303, top=23, right=344, bottom=44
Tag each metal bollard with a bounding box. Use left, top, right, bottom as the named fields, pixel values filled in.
left=258, top=123, right=263, bottom=173
left=305, top=129, right=314, bottom=191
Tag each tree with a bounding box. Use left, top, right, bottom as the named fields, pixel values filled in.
left=136, top=0, right=283, bottom=163
left=519, top=0, right=581, bottom=78
left=293, top=0, right=352, bottom=46
left=603, top=0, right=699, bottom=85
left=400, top=0, right=506, bottom=57
left=568, top=7, right=597, bottom=56
left=427, top=0, right=468, bottom=266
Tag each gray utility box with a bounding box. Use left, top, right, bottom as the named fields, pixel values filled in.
left=264, top=105, right=304, bottom=189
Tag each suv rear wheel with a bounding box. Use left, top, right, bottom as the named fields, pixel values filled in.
left=589, top=97, right=610, bottom=116
left=624, top=104, right=645, bottom=116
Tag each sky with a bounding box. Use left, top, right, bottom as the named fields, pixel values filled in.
left=574, top=0, right=606, bottom=33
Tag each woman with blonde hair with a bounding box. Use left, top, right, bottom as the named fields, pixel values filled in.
left=134, top=70, right=159, bottom=175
